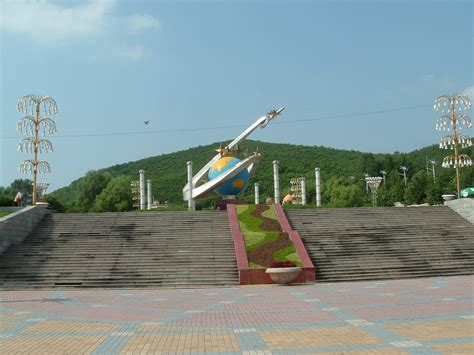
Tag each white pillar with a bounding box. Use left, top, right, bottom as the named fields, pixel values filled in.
left=315, top=167, right=321, bottom=207
left=139, top=170, right=145, bottom=211
left=301, top=177, right=306, bottom=205
left=187, top=161, right=195, bottom=210
left=147, top=179, right=152, bottom=210
left=273, top=160, right=280, bottom=204
left=254, top=182, right=260, bottom=204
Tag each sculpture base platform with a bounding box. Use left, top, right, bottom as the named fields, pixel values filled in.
left=215, top=199, right=246, bottom=211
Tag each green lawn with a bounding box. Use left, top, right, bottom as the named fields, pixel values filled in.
left=0, top=211, right=11, bottom=218
left=236, top=205, right=280, bottom=252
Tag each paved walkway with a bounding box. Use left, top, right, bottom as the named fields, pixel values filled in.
left=0, top=275, right=473, bottom=354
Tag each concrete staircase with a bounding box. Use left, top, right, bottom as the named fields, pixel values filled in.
left=286, top=206, right=474, bottom=282
left=0, top=211, right=239, bottom=289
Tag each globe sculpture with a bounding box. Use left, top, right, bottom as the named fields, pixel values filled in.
left=208, top=157, right=249, bottom=196
left=182, top=108, right=284, bottom=202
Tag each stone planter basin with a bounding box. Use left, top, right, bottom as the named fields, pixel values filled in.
left=35, top=202, right=50, bottom=208
left=442, top=194, right=456, bottom=201
left=266, top=267, right=301, bottom=284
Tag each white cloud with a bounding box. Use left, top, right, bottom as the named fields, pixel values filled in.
left=112, top=46, right=146, bottom=61
left=463, top=86, right=474, bottom=101
left=126, top=14, right=159, bottom=31
left=0, top=0, right=160, bottom=44
left=0, top=0, right=115, bottom=42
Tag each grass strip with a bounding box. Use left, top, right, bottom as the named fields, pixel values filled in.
left=0, top=211, right=11, bottom=218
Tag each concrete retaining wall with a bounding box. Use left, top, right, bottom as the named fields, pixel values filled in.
left=0, top=206, right=49, bottom=255
left=445, top=198, right=474, bottom=224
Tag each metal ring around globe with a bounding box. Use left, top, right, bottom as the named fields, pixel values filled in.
left=184, top=154, right=260, bottom=200
left=183, top=114, right=268, bottom=192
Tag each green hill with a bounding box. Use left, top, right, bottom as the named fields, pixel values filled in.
left=51, top=140, right=473, bottom=210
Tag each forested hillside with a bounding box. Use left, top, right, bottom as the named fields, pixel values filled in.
left=50, top=140, right=473, bottom=211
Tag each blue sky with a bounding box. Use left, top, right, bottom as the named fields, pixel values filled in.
left=0, top=0, right=472, bottom=191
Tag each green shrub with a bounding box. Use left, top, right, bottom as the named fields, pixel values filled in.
left=45, top=195, right=66, bottom=213
left=0, top=195, right=14, bottom=207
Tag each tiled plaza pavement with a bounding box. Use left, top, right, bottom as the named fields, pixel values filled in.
left=0, top=275, right=473, bottom=354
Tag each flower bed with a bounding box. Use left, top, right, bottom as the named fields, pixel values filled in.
left=236, top=204, right=302, bottom=269
left=227, top=204, right=315, bottom=285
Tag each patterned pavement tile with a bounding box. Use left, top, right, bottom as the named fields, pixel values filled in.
left=121, top=332, right=241, bottom=353
left=386, top=319, right=474, bottom=340
left=260, top=327, right=381, bottom=349
left=23, top=320, right=118, bottom=333
left=318, top=350, right=408, bottom=355
left=0, top=275, right=472, bottom=354
left=0, top=336, right=106, bottom=354
left=351, top=301, right=471, bottom=320
left=432, top=342, right=474, bottom=354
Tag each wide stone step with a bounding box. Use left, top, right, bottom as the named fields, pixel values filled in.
left=0, top=211, right=240, bottom=289
left=286, top=206, right=474, bottom=283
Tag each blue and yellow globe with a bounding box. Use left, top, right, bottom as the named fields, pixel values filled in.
left=208, top=156, right=249, bottom=196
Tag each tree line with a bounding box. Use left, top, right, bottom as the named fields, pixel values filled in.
left=2, top=140, right=472, bottom=212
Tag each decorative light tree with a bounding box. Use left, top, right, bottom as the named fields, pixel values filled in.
left=17, top=95, right=58, bottom=205
left=131, top=180, right=140, bottom=209
left=35, top=182, right=50, bottom=201
left=434, top=93, right=472, bottom=198
left=289, top=177, right=303, bottom=205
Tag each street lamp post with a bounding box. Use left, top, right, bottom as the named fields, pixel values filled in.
left=17, top=95, right=58, bottom=205
left=434, top=94, right=472, bottom=198
left=399, top=166, right=408, bottom=186
left=380, top=170, right=387, bottom=185
left=364, top=173, right=369, bottom=192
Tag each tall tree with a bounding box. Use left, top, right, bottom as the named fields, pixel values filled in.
left=92, top=176, right=133, bottom=212
left=405, top=171, right=429, bottom=205
left=9, top=179, right=33, bottom=204
left=76, top=171, right=112, bottom=212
